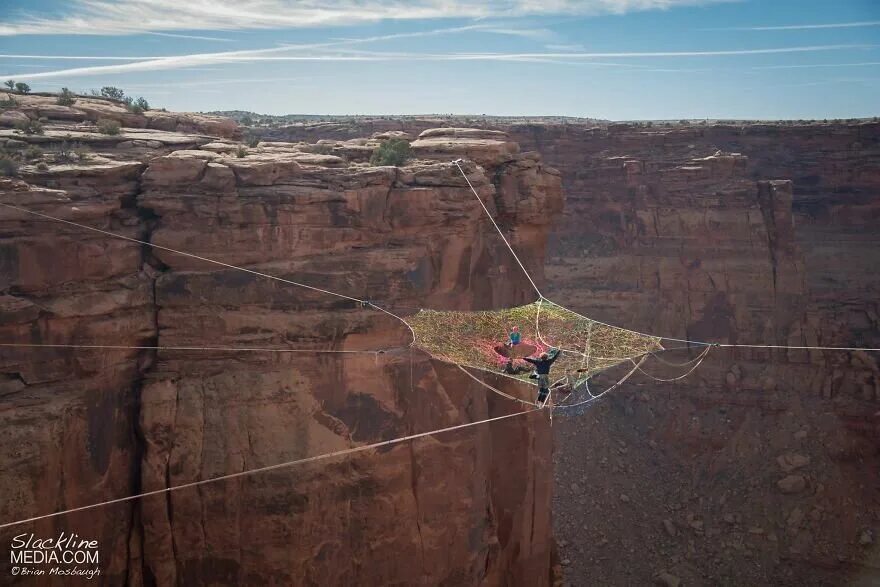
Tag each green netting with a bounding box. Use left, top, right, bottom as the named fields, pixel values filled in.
left=409, top=300, right=663, bottom=385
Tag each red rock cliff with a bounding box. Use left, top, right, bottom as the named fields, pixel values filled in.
left=513, top=121, right=880, bottom=586
left=265, top=117, right=880, bottom=585
left=0, top=98, right=563, bottom=586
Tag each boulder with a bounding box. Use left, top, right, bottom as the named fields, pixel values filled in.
left=417, top=127, right=509, bottom=140
left=410, top=129, right=519, bottom=167
left=654, top=571, right=681, bottom=587
left=21, top=104, right=87, bottom=122
left=777, top=453, right=811, bottom=473
left=142, top=152, right=211, bottom=185
left=777, top=475, right=807, bottom=494
left=0, top=111, right=30, bottom=127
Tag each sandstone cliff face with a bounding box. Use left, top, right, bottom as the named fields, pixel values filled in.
left=513, top=122, right=880, bottom=586
left=264, top=117, right=879, bottom=585
left=0, top=100, right=562, bottom=586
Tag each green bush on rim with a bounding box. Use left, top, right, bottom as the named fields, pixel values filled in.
left=370, top=138, right=412, bottom=167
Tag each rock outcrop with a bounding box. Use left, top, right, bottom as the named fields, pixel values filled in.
left=0, top=97, right=562, bottom=585
left=1, top=92, right=239, bottom=139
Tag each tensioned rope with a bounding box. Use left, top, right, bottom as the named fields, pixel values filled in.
left=0, top=407, right=536, bottom=530
left=451, top=162, right=880, bottom=355
left=455, top=364, right=534, bottom=406
left=453, top=159, right=543, bottom=298
left=646, top=348, right=710, bottom=368
left=715, top=343, right=880, bottom=351
left=557, top=356, right=647, bottom=410
left=580, top=322, right=593, bottom=373
left=0, top=201, right=416, bottom=349
left=633, top=346, right=712, bottom=382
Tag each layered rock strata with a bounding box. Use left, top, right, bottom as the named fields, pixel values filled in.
left=267, top=117, right=880, bottom=585
left=0, top=99, right=562, bottom=586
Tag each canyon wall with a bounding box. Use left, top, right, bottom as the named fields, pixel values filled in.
left=267, top=118, right=880, bottom=585
left=0, top=95, right=562, bottom=586
left=528, top=123, right=880, bottom=586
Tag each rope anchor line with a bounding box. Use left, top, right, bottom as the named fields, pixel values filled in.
left=0, top=408, right=536, bottom=530
left=0, top=201, right=417, bottom=351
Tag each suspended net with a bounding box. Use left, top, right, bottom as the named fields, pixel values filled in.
left=408, top=299, right=663, bottom=386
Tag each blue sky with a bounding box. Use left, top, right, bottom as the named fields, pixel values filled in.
left=0, top=0, right=878, bottom=119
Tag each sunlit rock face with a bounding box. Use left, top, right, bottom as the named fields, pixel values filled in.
left=0, top=98, right=563, bottom=586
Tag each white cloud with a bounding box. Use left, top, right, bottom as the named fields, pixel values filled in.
left=752, top=62, right=880, bottom=70
left=0, top=0, right=734, bottom=36
left=545, top=43, right=586, bottom=51
left=0, top=54, right=156, bottom=60
left=731, top=21, right=880, bottom=31
left=122, top=76, right=307, bottom=88
left=769, top=78, right=880, bottom=88
left=5, top=43, right=872, bottom=80
left=146, top=32, right=235, bottom=42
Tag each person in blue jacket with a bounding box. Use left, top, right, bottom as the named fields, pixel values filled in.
left=501, top=326, right=522, bottom=373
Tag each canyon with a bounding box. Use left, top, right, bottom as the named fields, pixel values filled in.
left=1, top=92, right=878, bottom=586
left=0, top=94, right=560, bottom=585
left=243, top=115, right=880, bottom=585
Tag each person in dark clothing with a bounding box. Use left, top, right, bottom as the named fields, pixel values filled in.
left=524, top=348, right=561, bottom=407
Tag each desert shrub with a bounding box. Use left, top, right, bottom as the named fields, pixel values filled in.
left=23, top=145, right=43, bottom=160
left=57, top=140, right=76, bottom=163
left=57, top=87, right=77, bottom=106
left=36, top=162, right=49, bottom=171
left=53, top=138, right=90, bottom=163
left=311, top=144, right=335, bottom=155
left=97, top=119, right=121, bottom=135
left=0, top=157, right=18, bottom=177
left=0, top=95, right=16, bottom=109
left=14, top=118, right=43, bottom=135
left=14, top=82, right=30, bottom=94
left=242, top=129, right=260, bottom=147
left=235, top=146, right=248, bottom=158
left=124, top=96, right=149, bottom=114
left=56, top=140, right=90, bottom=163
left=100, top=86, right=126, bottom=101
left=73, top=147, right=90, bottom=162
left=370, top=138, right=412, bottom=166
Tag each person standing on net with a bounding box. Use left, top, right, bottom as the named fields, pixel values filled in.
left=525, top=348, right=561, bottom=408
